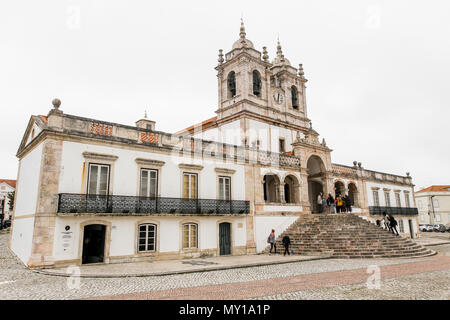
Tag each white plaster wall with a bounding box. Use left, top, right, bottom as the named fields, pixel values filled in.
left=254, top=216, right=298, bottom=253
left=58, top=141, right=246, bottom=201
left=10, top=217, right=35, bottom=264
left=14, top=143, right=43, bottom=216
left=365, top=182, right=414, bottom=207
left=53, top=215, right=247, bottom=261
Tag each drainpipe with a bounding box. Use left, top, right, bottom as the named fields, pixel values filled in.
left=430, top=195, right=435, bottom=225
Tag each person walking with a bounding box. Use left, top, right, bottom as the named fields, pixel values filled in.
left=388, top=214, right=400, bottom=236
left=382, top=212, right=391, bottom=232
left=282, top=235, right=291, bottom=256
left=327, top=194, right=335, bottom=214
left=268, top=229, right=277, bottom=255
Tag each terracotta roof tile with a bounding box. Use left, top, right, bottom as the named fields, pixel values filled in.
left=0, top=179, right=16, bottom=189
left=39, top=115, right=48, bottom=124
left=175, top=116, right=217, bottom=135
left=416, top=185, right=450, bottom=193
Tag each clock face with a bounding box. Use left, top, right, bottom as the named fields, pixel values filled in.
left=273, top=90, right=284, bottom=104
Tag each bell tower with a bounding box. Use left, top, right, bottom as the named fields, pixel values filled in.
left=215, top=20, right=270, bottom=120
left=214, top=21, right=311, bottom=133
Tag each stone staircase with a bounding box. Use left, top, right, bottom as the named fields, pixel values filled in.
left=265, top=214, right=435, bottom=259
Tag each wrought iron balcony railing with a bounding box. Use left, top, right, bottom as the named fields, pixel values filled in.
left=369, top=206, right=418, bottom=216
left=57, top=193, right=250, bottom=215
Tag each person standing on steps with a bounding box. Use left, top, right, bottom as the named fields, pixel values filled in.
left=327, top=193, right=335, bottom=214
left=388, top=214, right=400, bottom=236
left=336, top=195, right=343, bottom=213
left=268, top=229, right=277, bottom=255
left=317, top=192, right=323, bottom=213
left=321, top=196, right=327, bottom=214
left=282, top=235, right=291, bottom=256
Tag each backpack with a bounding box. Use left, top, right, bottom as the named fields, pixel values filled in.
left=267, top=236, right=271, bottom=243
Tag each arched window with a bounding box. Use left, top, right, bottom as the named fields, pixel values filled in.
left=137, top=223, right=157, bottom=252
left=252, top=70, right=262, bottom=96
left=227, top=71, right=236, bottom=98
left=291, top=86, right=299, bottom=109
left=182, top=223, right=198, bottom=248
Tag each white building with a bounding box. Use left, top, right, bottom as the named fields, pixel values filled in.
left=416, top=185, right=450, bottom=225
left=9, top=21, right=420, bottom=268
left=0, top=179, right=16, bottom=221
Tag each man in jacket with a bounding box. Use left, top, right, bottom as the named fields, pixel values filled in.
left=282, top=235, right=291, bottom=256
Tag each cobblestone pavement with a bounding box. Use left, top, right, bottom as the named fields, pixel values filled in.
left=0, top=233, right=449, bottom=300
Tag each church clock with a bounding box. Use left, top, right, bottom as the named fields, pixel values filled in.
left=273, top=90, right=284, bottom=104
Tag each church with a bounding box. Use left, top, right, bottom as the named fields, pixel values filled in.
left=9, top=21, right=425, bottom=268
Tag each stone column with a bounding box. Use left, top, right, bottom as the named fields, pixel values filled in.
left=300, top=171, right=310, bottom=213
left=279, top=183, right=286, bottom=204
left=27, top=137, right=63, bottom=268
left=244, top=165, right=256, bottom=254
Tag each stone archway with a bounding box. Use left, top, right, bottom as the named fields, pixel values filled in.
left=334, top=181, right=346, bottom=197
left=307, top=155, right=327, bottom=213
left=348, top=183, right=360, bottom=208
left=263, top=174, right=281, bottom=203
left=284, top=175, right=299, bottom=204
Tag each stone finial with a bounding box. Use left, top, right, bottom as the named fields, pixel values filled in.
left=239, top=18, right=246, bottom=39
left=218, top=49, right=224, bottom=65
left=321, top=138, right=326, bottom=147
left=144, top=110, right=148, bottom=119
left=358, top=162, right=362, bottom=168
left=353, top=160, right=358, bottom=167
left=276, top=38, right=283, bottom=56
left=52, top=98, right=61, bottom=110
left=406, top=172, right=410, bottom=177
left=262, top=46, right=269, bottom=62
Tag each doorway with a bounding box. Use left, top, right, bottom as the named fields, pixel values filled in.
left=408, top=219, right=415, bottom=239
left=82, top=224, right=106, bottom=264
left=219, top=222, right=231, bottom=255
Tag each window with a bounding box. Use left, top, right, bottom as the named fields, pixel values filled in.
left=279, top=138, right=285, bottom=153
left=252, top=70, right=262, bottom=96
left=218, top=176, right=231, bottom=200
left=88, top=164, right=110, bottom=195
left=291, top=86, right=299, bottom=109
left=399, top=219, right=404, bottom=233
left=183, top=173, right=197, bottom=199
left=432, top=199, right=439, bottom=208
left=384, top=191, right=391, bottom=207
left=373, top=190, right=380, bottom=206
left=435, top=214, right=441, bottom=222
left=418, top=200, right=423, bottom=209
left=404, top=193, right=411, bottom=208
left=137, top=224, right=156, bottom=252
left=395, top=192, right=401, bottom=207
left=420, top=214, right=424, bottom=222
left=182, top=223, right=198, bottom=249
left=227, top=72, right=236, bottom=98
left=140, top=169, right=158, bottom=197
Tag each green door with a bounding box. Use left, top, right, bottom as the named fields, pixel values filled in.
left=219, top=222, right=231, bottom=255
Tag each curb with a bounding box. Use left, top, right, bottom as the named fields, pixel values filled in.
left=32, top=255, right=333, bottom=279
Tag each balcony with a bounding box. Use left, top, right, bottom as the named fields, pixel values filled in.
left=369, top=206, right=418, bottom=216
left=57, top=193, right=250, bottom=215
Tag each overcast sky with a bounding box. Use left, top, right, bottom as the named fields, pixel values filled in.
left=0, top=0, right=449, bottom=191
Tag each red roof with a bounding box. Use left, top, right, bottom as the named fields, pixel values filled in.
left=0, top=179, right=16, bottom=189
left=416, top=185, right=450, bottom=193
left=175, top=116, right=217, bottom=135
left=39, top=115, right=48, bottom=124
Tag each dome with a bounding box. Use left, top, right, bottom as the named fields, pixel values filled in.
left=232, top=19, right=255, bottom=50
left=271, top=40, right=291, bottom=66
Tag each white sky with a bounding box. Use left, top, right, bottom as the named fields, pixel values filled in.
left=0, top=0, right=449, bottom=191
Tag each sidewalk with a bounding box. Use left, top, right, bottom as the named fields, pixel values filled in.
left=35, top=253, right=330, bottom=278
left=415, top=233, right=450, bottom=247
